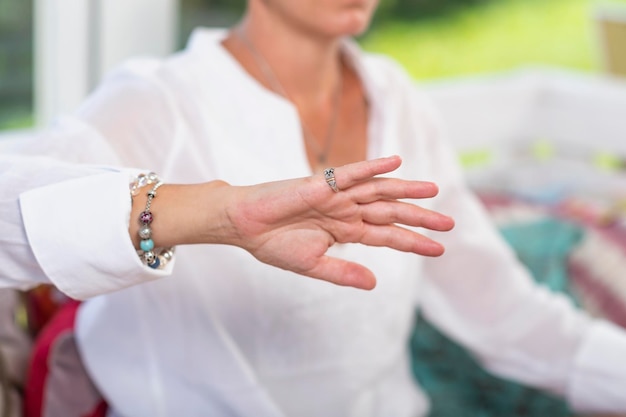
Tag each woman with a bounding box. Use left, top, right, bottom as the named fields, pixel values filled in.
left=5, top=0, right=626, bottom=416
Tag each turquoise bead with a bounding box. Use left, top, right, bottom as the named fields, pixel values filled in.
left=140, top=239, right=154, bottom=252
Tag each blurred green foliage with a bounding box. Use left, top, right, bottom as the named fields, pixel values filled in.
left=189, top=0, right=245, bottom=12
left=375, top=0, right=494, bottom=21
left=0, top=0, right=33, bottom=131
left=361, top=0, right=625, bottom=80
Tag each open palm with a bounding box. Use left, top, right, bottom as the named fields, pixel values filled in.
left=226, top=156, right=455, bottom=289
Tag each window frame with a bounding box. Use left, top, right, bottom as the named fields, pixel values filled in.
left=0, top=0, right=179, bottom=135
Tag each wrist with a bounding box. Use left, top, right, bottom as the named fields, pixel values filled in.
left=195, top=180, right=240, bottom=246
left=129, top=180, right=236, bottom=248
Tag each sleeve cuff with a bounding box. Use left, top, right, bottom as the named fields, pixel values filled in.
left=20, top=170, right=174, bottom=300
left=568, top=320, right=626, bottom=413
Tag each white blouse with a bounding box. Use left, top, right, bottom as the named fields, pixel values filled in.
left=2, top=29, right=626, bottom=417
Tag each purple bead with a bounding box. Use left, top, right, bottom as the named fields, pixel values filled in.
left=139, top=210, right=153, bottom=224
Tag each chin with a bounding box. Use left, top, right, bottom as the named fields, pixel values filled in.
left=341, top=16, right=372, bottom=35
left=327, top=8, right=376, bottom=37
left=258, top=0, right=378, bottom=39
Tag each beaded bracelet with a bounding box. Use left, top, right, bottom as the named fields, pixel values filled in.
left=129, top=172, right=175, bottom=269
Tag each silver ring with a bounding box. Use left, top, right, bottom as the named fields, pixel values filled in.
left=323, top=168, right=340, bottom=192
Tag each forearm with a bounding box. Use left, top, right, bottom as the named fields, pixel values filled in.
left=8, top=155, right=452, bottom=298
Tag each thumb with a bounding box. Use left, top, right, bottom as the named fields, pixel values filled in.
left=303, top=256, right=377, bottom=290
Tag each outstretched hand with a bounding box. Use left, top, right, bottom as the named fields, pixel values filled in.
left=225, top=156, right=454, bottom=290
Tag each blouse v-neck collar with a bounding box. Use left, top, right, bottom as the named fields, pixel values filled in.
left=185, top=27, right=379, bottom=111
left=183, top=28, right=384, bottom=181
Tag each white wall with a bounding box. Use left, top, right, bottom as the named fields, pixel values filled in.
left=425, top=68, right=626, bottom=158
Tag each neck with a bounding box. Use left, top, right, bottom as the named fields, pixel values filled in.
left=231, top=6, right=344, bottom=108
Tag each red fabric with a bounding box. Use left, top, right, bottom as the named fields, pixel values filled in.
left=84, top=401, right=109, bottom=417
left=24, top=285, right=71, bottom=336
left=24, top=300, right=108, bottom=417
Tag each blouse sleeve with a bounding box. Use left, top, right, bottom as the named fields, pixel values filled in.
left=0, top=59, right=179, bottom=299
left=416, top=92, right=626, bottom=414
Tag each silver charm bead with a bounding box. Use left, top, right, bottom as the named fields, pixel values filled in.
left=161, top=249, right=174, bottom=262
left=137, top=174, right=149, bottom=187
left=130, top=184, right=140, bottom=197
left=143, top=250, right=156, bottom=264
left=139, top=225, right=152, bottom=240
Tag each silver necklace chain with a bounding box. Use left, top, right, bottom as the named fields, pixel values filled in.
left=234, top=28, right=343, bottom=169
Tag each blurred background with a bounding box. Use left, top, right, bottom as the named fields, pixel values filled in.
left=1, top=1, right=626, bottom=416
left=1, top=0, right=626, bottom=131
